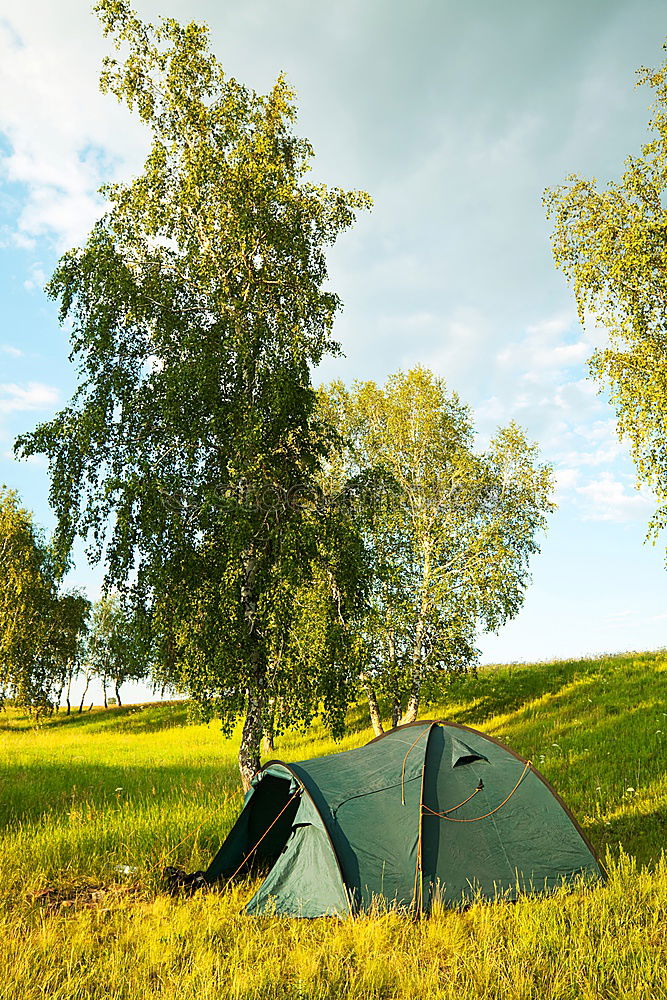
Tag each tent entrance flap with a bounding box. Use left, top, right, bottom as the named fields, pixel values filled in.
left=205, top=770, right=300, bottom=883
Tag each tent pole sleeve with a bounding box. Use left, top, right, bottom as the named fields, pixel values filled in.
left=411, top=723, right=435, bottom=917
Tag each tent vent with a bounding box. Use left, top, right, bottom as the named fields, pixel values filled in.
left=451, top=736, right=488, bottom=768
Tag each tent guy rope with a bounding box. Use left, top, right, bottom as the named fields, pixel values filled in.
left=222, top=786, right=303, bottom=888
left=401, top=728, right=430, bottom=804
left=422, top=760, right=532, bottom=823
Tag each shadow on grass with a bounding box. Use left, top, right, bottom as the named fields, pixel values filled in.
left=593, top=805, right=667, bottom=862
left=429, top=656, right=615, bottom=727
left=0, top=757, right=241, bottom=833
left=357, top=655, right=641, bottom=736
left=1, top=701, right=197, bottom=735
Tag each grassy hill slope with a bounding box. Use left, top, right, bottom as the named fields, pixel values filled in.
left=1, top=651, right=666, bottom=999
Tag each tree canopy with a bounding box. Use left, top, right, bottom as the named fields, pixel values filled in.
left=16, top=1, right=370, bottom=787
left=320, top=368, right=555, bottom=733
left=545, top=46, right=667, bottom=544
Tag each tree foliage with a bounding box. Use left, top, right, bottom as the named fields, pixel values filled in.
left=0, top=488, right=89, bottom=715
left=15, top=1, right=370, bottom=786
left=86, top=595, right=147, bottom=707
left=320, top=368, right=555, bottom=733
left=54, top=591, right=91, bottom=715
left=544, top=47, right=667, bottom=543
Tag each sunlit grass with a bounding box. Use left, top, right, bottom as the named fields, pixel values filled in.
left=1, top=650, right=666, bottom=998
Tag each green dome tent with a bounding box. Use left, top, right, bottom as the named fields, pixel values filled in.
left=193, top=721, right=603, bottom=916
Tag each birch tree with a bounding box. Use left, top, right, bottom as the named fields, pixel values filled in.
left=16, top=1, right=369, bottom=787
left=86, top=595, right=146, bottom=707
left=320, top=368, right=555, bottom=734
left=545, top=48, right=667, bottom=545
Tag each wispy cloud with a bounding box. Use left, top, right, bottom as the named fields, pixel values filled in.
left=576, top=472, right=655, bottom=523
left=0, top=381, right=59, bottom=414
left=23, top=261, right=46, bottom=292
left=411, top=308, right=490, bottom=385
left=603, top=607, right=667, bottom=629
left=471, top=314, right=607, bottom=457
left=498, top=313, right=586, bottom=373
left=1, top=448, right=46, bottom=466
left=0, top=8, right=146, bottom=251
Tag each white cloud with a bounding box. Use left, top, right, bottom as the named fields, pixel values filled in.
left=474, top=314, right=607, bottom=451
left=10, top=231, right=36, bottom=251
left=499, top=313, right=587, bottom=373
left=554, top=465, right=580, bottom=492
left=1, top=345, right=23, bottom=357
left=1, top=448, right=46, bottom=466
left=603, top=609, right=635, bottom=624
left=23, top=261, right=46, bottom=292
left=475, top=395, right=506, bottom=424
left=603, top=607, right=667, bottom=629
left=525, top=316, right=572, bottom=339
left=575, top=472, right=655, bottom=523
left=467, top=309, right=653, bottom=524
left=413, top=308, right=490, bottom=384
left=554, top=419, right=624, bottom=469
left=580, top=311, right=612, bottom=353
left=0, top=381, right=59, bottom=414
left=551, top=377, right=599, bottom=414
left=0, top=6, right=147, bottom=250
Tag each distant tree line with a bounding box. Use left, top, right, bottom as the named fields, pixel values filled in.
left=0, top=487, right=89, bottom=718
left=0, top=488, right=151, bottom=715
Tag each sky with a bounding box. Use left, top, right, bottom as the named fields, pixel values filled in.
left=1, top=0, right=667, bottom=705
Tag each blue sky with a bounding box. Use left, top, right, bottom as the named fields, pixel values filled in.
left=1, top=0, right=667, bottom=696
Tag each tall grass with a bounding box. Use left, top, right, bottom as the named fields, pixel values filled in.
left=1, top=651, right=666, bottom=998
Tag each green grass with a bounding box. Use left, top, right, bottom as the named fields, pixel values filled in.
left=1, top=651, right=666, bottom=998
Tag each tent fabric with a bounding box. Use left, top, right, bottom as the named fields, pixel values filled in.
left=202, top=721, right=603, bottom=916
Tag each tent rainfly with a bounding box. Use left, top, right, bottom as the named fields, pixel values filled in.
left=182, top=721, right=603, bottom=916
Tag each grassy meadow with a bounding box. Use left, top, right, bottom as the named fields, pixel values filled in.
left=1, top=650, right=666, bottom=999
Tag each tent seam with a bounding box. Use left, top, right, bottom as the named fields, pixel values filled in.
left=331, top=774, right=422, bottom=818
